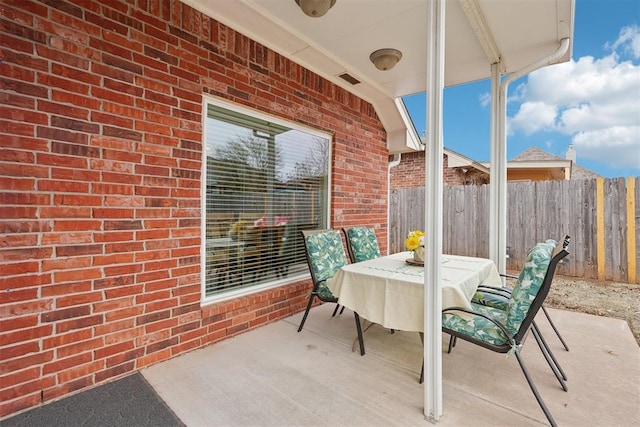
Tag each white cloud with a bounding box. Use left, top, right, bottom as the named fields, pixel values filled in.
left=606, top=24, right=640, bottom=59
left=479, top=92, right=491, bottom=108
left=508, top=102, right=557, bottom=135
left=508, top=25, right=640, bottom=172
left=572, top=126, right=640, bottom=169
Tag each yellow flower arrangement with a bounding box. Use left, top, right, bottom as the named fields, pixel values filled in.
left=405, top=230, right=425, bottom=251
left=230, top=220, right=247, bottom=232
left=229, top=220, right=248, bottom=240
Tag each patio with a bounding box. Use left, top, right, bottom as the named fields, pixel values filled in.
left=0, top=0, right=582, bottom=418
left=138, top=303, right=639, bottom=426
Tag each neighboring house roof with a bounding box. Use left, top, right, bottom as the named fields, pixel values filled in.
left=511, top=146, right=557, bottom=161
left=444, top=148, right=490, bottom=174
left=511, top=146, right=601, bottom=180
left=417, top=137, right=490, bottom=174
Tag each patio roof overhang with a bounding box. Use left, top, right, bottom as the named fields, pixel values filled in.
left=181, top=0, right=574, bottom=153
left=181, top=0, right=575, bottom=422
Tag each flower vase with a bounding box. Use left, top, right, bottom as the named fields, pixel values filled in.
left=414, top=246, right=425, bottom=263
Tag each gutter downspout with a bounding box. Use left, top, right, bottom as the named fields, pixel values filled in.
left=490, top=38, right=571, bottom=274
left=389, top=153, right=402, bottom=169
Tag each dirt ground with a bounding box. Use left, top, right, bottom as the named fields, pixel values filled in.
left=544, top=276, right=640, bottom=346
left=503, top=273, right=640, bottom=345
left=545, top=276, right=640, bottom=345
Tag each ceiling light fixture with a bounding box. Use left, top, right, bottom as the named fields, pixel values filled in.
left=295, top=0, right=336, bottom=17
left=369, top=48, right=403, bottom=71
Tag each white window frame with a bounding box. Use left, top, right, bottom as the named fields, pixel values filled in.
left=200, top=96, right=332, bottom=305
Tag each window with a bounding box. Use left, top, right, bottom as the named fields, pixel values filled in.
left=202, top=99, right=331, bottom=300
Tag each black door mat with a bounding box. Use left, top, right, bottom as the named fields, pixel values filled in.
left=1, top=373, right=185, bottom=427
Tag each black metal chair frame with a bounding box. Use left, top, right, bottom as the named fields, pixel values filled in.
left=442, top=240, right=570, bottom=427
left=469, top=284, right=569, bottom=391
left=463, top=236, right=571, bottom=389
left=474, top=285, right=568, bottom=347
left=476, top=235, right=570, bottom=352
left=297, top=229, right=365, bottom=356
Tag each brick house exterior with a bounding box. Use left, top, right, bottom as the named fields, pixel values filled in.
left=390, top=145, right=598, bottom=190
left=390, top=150, right=489, bottom=189
left=0, top=0, right=389, bottom=418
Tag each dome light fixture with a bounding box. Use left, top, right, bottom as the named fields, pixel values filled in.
left=295, top=0, right=337, bottom=18
left=369, top=48, right=403, bottom=71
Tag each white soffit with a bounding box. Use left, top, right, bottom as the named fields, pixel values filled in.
left=183, top=0, right=574, bottom=153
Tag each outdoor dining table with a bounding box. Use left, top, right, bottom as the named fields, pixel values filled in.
left=326, top=251, right=501, bottom=333
left=206, top=237, right=246, bottom=249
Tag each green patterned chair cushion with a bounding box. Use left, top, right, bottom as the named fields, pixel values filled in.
left=472, top=290, right=509, bottom=310
left=305, top=230, right=349, bottom=284
left=346, top=227, right=382, bottom=262
left=472, top=239, right=559, bottom=311
left=447, top=240, right=557, bottom=345
left=505, top=240, right=556, bottom=335
left=442, top=303, right=510, bottom=346
left=316, top=281, right=336, bottom=300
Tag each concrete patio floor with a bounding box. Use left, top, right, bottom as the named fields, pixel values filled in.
left=143, top=303, right=639, bottom=426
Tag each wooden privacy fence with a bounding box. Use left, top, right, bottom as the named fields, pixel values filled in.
left=389, top=177, right=640, bottom=284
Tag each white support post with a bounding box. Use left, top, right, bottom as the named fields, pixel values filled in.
left=424, top=0, right=445, bottom=422
left=489, top=62, right=507, bottom=275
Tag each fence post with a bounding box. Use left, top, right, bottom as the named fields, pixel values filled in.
left=627, top=177, right=637, bottom=283
left=596, top=177, right=605, bottom=280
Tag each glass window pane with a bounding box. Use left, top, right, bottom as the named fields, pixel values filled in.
left=204, top=102, right=330, bottom=299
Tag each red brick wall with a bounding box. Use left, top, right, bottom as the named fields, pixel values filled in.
left=390, top=151, right=425, bottom=189
left=443, top=156, right=467, bottom=186
left=0, top=0, right=388, bottom=417
left=390, top=151, right=467, bottom=188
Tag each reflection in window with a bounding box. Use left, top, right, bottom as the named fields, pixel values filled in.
left=203, top=101, right=330, bottom=300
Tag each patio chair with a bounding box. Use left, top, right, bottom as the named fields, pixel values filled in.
left=441, top=239, right=569, bottom=427
left=297, top=229, right=365, bottom=356
left=342, top=227, right=382, bottom=263
left=239, top=226, right=265, bottom=281
left=343, top=226, right=396, bottom=337
left=472, top=236, right=571, bottom=352
left=205, top=212, right=235, bottom=238
left=466, top=237, right=571, bottom=389
left=205, top=251, right=230, bottom=288
left=260, top=225, right=287, bottom=279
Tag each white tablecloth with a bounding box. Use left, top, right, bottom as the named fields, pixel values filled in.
left=206, top=237, right=245, bottom=249
left=326, top=252, right=501, bottom=332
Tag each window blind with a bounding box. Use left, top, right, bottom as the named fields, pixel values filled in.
left=204, top=103, right=330, bottom=298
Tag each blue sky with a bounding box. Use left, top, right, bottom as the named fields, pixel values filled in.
left=403, top=0, right=640, bottom=178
